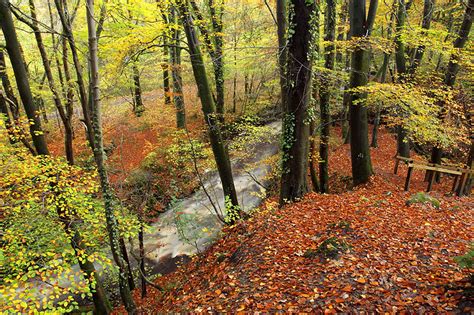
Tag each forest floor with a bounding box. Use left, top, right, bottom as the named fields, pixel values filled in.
left=115, top=126, right=473, bottom=313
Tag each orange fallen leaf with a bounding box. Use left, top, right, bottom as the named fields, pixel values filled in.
left=356, top=278, right=367, bottom=284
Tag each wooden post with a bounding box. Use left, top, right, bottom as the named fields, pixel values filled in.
left=404, top=165, right=413, bottom=191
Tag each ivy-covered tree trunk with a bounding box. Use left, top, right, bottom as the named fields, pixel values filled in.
left=318, top=0, right=336, bottom=193
left=0, top=0, right=49, bottom=155
left=394, top=0, right=410, bottom=158
left=86, top=1, right=137, bottom=312
left=348, top=0, right=376, bottom=186
left=55, top=0, right=95, bottom=151
left=178, top=0, right=242, bottom=223
left=132, top=65, right=145, bottom=117
left=431, top=0, right=472, bottom=170
left=279, top=0, right=315, bottom=204
left=170, top=6, right=186, bottom=129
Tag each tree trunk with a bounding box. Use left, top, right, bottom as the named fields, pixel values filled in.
left=55, top=0, right=95, bottom=150
left=276, top=0, right=287, bottom=112
left=132, top=65, right=145, bottom=117
left=348, top=0, right=376, bottom=186
left=408, top=0, right=434, bottom=74
left=318, top=0, right=336, bottom=193
left=162, top=44, right=172, bottom=106
left=394, top=0, right=411, bottom=157
left=0, top=0, right=49, bottom=155
left=177, top=0, right=242, bottom=223
left=86, top=1, right=137, bottom=312
left=170, top=6, right=186, bottom=129
left=279, top=0, right=315, bottom=204
left=139, top=224, right=146, bottom=298
left=336, top=0, right=348, bottom=63
left=27, top=0, right=74, bottom=164
left=208, top=0, right=225, bottom=120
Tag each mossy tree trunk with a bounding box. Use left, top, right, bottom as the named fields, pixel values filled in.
left=279, top=0, right=315, bottom=204
left=178, top=0, right=242, bottom=223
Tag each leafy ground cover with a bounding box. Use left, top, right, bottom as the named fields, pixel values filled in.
left=116, top=126, right=473, bottom=313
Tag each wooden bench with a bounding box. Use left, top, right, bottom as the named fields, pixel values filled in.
left=404, top=163, right=462, bottom=192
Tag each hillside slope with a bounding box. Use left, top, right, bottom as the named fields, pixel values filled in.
left=119, top=127, right=473, bottom=313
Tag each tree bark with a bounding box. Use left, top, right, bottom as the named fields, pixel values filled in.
left=348, top=0, right=376, bottom=186
left=276, top=0, right=287, bottom=112
left=208, top=0, right=225, bottom=119
left=177, top=0, right=242, bottom=223
left=26, top=0, right=74, bottom=164
left=279, top=0, right=315, bottom=204
left=170, top=6, right=186, bottom=129
left=408, top=0, right=434, bottom=74
left=318, top=0, right=336, bottom=193
left=86, top=1, right=137, bottom=312
left=132, top=65, right=145, bottom=116
left=394, top=0, right=410, bottom=157
left=55, top=0, right=95, bottom=150
left=0, top=0, right=49, bottom=155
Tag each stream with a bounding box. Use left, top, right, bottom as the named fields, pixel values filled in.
left=9, top=120, right=282, bottom=308
left=137, top=120, right=282, bottom=274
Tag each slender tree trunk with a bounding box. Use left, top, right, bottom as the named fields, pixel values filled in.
left=132, top=65, right=145, bottom=117
left=408, top=0, right=434, bottom=74
left=394, top=0, right=411, bottom=157
left=27, top=0, right=74, bottom=164
left=348, top=0, right=376, bottom=186
left=119, top=237, right=135, bottom=291
left=208, top=0, right=225, bottom=120
left=170, top=6, right=186, bottom=129
left=276, top=0, right=287, bottom=112
left=86, top=1, right=137, bottom=312
left=0, top=0, right=49, bottom=155
left=336, top=0, right=348, bottom=63
left=318, top=0, right=336, bottom=193
left=341, top=0, right=352, bottom=142
left=55, top=0, right=95, bottom=150
left=139, top=224, right=146, bottom=298
left=163, top=44, right=172, bottom=106
left=177, top=0, right=242, bottom=223
left=279, top=0, right=315, bottom=204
